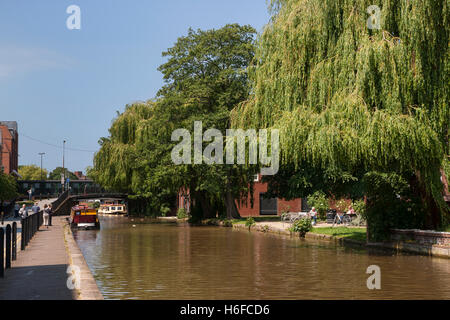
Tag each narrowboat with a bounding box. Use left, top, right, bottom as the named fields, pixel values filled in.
left=98, top=203, right=127, bottom=215
left=70, top=204, right=100, bottom=230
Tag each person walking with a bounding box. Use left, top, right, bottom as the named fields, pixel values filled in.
left=43, top=204, right=50, bottom=228
left=31, top=202, right=40, bottom=215
left=48, top=203, right=53, bottom=226
left=14, top=202, right=20, bottom=218
left=19, top=204, right=28, bottom=218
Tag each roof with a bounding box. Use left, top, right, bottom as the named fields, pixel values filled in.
left=0, top=121, right=18, bottom=133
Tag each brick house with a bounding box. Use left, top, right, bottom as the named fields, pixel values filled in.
left=0, top=121, right=19, bottom=175
left=177, top=174, right=305, bottom=217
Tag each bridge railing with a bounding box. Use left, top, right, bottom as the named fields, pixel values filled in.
left=51, top=190, right=70, bottom=211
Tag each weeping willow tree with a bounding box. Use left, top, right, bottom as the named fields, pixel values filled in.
left=93, top=103, right=153, bottom=194
left=232, top=0, right=449, bottom=231
left=92, top=25, right=258, bottom=219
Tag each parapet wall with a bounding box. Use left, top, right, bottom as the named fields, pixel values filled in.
left=391, top=229, right=450, bottom=247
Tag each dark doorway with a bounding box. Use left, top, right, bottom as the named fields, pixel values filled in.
left=259, top=193, right=277, bottom=215
left=301, top=198, right=311, bottom=212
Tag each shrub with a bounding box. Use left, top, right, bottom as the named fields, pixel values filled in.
left=335, top=199, right=349, bottom=213
left=261, top=225, right=270, bottom=233
left=177, top=208, right=189, bottom=220
left=352, top=199, right=366, bottom=219
left=290, top=218, right=312, bottom=237
left=307, top=191, right=328, bottom=219
left=245, top=217, right=256, bottom=230
left=363, top=171, right=426, bottom=241
left=222, top=220, right=233, bottom=227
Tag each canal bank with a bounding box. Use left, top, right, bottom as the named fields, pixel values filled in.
left=231, top=221, right=450, bottom=259
left=63, top=221, right=104, bottom=300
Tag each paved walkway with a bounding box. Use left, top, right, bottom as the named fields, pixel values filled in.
left=0, top=216, right=75, bottom=300
left=1, top=199, right=58, bottom=243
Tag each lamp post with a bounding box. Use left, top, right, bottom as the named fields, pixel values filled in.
left=62, top=140, right=66, bottom=192
left=38, top=152, right=45, bottom=180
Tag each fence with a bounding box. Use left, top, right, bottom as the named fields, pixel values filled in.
left=1, top=211, right=43, bottom=278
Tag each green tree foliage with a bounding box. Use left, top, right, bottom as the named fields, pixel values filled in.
left=0, top=172, right=18, bottom=202
left=48, top=167, right=78, bottom=181
left=18, top=165, right=48, bottom=180
left=232, top=0, right=449, bottom=231
left=93, top=24, right=258, bottom=218
left=307, top=191, right=328, bottom=219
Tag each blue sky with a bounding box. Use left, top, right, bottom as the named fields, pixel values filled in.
left=0, top=0, right=270, bottom=174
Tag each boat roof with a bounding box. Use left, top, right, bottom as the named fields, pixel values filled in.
left=72, top=205, right=96, bottom=211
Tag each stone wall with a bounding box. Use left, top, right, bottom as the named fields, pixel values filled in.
left=391, top=229, right=450, bottom=246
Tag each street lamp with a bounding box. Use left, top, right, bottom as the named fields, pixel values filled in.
left=38, top=152, right=45, bottom=180
left=62, top=140, right=66, bottom=192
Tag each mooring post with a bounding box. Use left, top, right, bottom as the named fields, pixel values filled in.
left=21, top=218, right=25, bottom=250
left=12, top=222, right=17, bottom=260
left=0, top=228, right=4, bottom=278
left=5, top=224, right=11, bottom=269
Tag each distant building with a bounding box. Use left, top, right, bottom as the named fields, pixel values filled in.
left=0, top=121, right=19, bottom=176
left=73, top=171, right=87, bottom=180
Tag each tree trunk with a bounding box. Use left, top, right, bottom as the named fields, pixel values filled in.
left=225, top=191, right=241, bottom=220
left=411, top=172, right=441, bottom=230
left=192, top=190, right=215, bottom=219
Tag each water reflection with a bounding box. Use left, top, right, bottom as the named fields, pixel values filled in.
left=73, top=216, right=450, bottom=300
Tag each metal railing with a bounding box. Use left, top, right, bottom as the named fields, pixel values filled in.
left=0, top=211, right=43, bottom=278
left=51, top=190, right=70, bottom=212
left=21, top=211, right=43, bottom=251
left=0, top=221, right=19, bottom=278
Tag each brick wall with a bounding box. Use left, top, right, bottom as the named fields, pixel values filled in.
left=236, top=175, right=302, bottom=217
left=391, top=229, right=450, bottom=247
left=0, top=124, right=18, bottom=174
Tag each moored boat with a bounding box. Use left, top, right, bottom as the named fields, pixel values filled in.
left=98, top=203, right=127, bottom=215
left=70, top=204, right=100, bottom=230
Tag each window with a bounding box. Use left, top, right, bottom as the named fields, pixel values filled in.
left=254, top=174, right=259, bottom=182
left=259, top=193, right=277, bottom=215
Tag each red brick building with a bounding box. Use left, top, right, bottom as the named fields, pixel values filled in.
left=177, top=174, right=304, bottom=217
left=0, top=121, right=19, bottom=175
left=236, top=174, right=303, bottom=217
left=73, top=171, right=87, bottom=180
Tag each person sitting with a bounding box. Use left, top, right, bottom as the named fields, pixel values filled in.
left=347, top=206, right=355, bottom=216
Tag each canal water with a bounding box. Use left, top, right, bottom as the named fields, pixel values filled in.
left=73, top=216, right=450, bottom=300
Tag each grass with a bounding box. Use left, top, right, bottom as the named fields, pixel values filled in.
left=231, top=216, right=280, bottom=225
left=309, top=227, right=367, bottom=242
